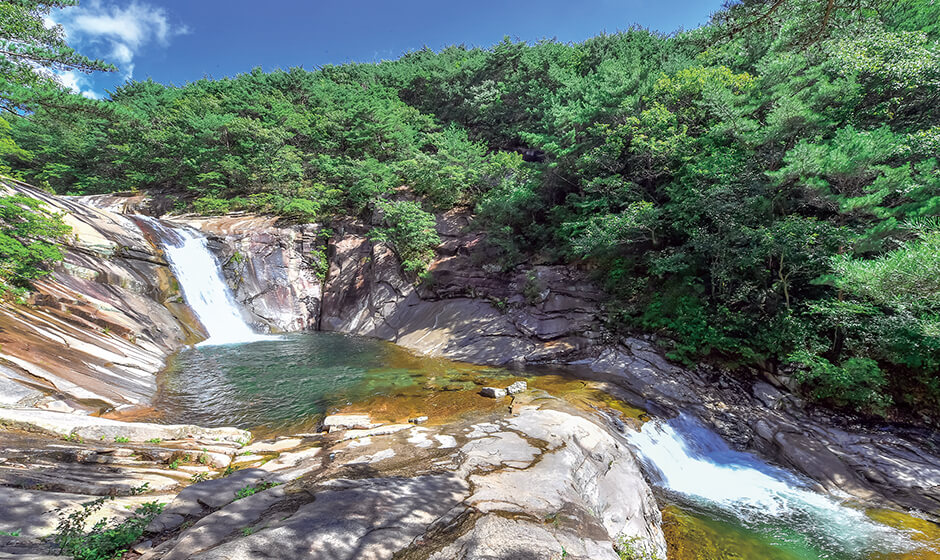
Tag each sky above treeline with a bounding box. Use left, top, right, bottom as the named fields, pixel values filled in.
left=50, top=0, right=723, bottom=99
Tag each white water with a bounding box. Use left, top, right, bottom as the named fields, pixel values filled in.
left=627, top=414, right=920, bottom=557
left=138, top=216, right=270, bottom=346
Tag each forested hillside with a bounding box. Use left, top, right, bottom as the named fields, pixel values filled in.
left=5, top=0, right=940, bottom=419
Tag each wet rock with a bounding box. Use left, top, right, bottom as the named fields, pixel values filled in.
left=0, top=181, right=199, bottom=410
left=173, top=216, right=323, bottom=332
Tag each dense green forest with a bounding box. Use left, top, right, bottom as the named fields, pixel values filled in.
left=4, top=0, right=940, bottom=419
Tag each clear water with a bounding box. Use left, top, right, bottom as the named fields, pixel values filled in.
left=137, top=216, right=271, bottom=346
left=627, top=415, right=930, bottom=559
left=146, top=333, right=937, bottom=559
left=133, top=215, right=935, bottom=559
left=150, top=332, right=503, bottom=434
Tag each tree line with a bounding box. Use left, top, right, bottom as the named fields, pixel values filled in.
left=3, top=0, right=940, bottom=419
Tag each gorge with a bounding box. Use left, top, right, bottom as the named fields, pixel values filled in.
left=0, top=181, right=937, bottom=559
left=1, top=2, right=939, bottom=558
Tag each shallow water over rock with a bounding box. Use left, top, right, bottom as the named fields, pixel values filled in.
left=142, top=332, right=939, bottom=559
left=146, top=332, right=519, bottom=435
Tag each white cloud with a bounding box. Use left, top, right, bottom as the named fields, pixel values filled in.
left=57, top=70, right=102, bottom=99
left=51, top=0, right=189, bottom=82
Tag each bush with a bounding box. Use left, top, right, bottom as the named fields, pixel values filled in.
left=0, top=193, right=71, bottom=296
left=54, top=496, right=163, bottom=560
left=788, top=351, right=892, bottom=413
left=192, top=196, right=235, bottom=215
left=371, top=200, right=440, bottom=274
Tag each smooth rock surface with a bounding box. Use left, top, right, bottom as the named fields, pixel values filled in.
left=0, top=408, right=249, bottom=444
left=0, top=180, right=199, bottom=409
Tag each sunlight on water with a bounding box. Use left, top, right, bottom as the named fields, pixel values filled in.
left=627, top=415, right=926, bottom=559
left=149, top=333, right=509, bottom=435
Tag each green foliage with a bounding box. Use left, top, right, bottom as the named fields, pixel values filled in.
left=0, top=192, right=71, bottom=295
left=0, top=0, right=114, bottom=114
left=788, top=351, right=891, bottom=412
left=53, top=496, right=163, bottom=560
left=371, top=200, right=440, bottom=274
left=5, top=1, right=940, bottom=416
left=233, top=481, right=280, bottom=501
left=615, top=534, right=663, bottom=560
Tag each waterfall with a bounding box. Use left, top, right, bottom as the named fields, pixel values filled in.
left=138, top=216, right=270, bottom=346
left=626, top=414, right=920, bottom=557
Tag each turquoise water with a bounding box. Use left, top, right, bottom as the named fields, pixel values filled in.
left=151, top=332, right=503, bottom=433
left=151, top=332, right=939, bottom=559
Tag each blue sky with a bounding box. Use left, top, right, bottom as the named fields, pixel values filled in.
left=51, top=0, right=723, bottom=99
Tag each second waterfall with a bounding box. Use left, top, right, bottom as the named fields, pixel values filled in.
left=137, top=216, right=269, bottom=346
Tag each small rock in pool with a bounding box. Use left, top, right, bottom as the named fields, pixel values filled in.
left=480, top=387, right=508, bottom=398
left=506, top=381, right=527, bottom=395
left=409, top=416, right=429, bottom=424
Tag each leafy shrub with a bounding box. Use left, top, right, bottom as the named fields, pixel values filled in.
left=788, top=351, right=892, bottom=413
left=615, top=534, right=663, bottom=560
left=54, top=497, right=163, bottom=560
left=371, top=200, right=440, bottom=274
left=192, top=196, right=234, bottom=215
left=0, top=193, right=71, bottom=296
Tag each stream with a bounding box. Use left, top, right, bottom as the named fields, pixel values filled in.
left=141, top=216, right=939, bottom=559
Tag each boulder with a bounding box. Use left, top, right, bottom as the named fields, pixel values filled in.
left=506, top=381, right=527, bottom=395
left=479, top=387, right=507, bottom=399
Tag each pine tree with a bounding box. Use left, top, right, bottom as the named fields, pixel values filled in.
left=0, top=0, right=114, bottom=113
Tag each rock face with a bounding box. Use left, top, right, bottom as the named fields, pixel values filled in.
left=171, top=215, right=325, bottom=333
left=576, top=342, right=940, bottom=515
left=0, top=417, right=253, bottom=557
left=134, top=398, right=665, bottom=560
left=319, top=215, right=605, bottom=365
left=0, top=180, right=200, bottom=410
left=188, top=208, right=940, bottom=516
left=2, top=182, right=937, bottom=541
left=0, top=407, right=249, bottom=444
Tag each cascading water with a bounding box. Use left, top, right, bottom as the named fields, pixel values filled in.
left=626, top=414, right=927, bottom=558
left=137, top=216, right=270, bottom=346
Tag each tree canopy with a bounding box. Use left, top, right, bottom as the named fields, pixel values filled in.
left=0, top=0, right=114, bottom=114
left=5, top=0, right=940, bottom=419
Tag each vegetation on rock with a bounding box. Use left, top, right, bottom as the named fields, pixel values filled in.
left=4, top=0, right=940, bottom=417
